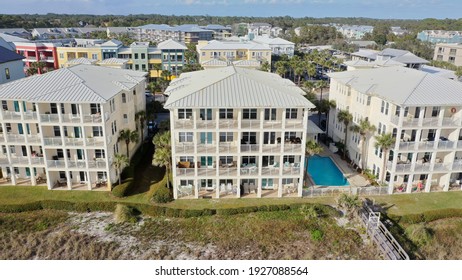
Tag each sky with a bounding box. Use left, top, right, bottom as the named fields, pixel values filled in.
left=2, top=0, right=461, bottom=19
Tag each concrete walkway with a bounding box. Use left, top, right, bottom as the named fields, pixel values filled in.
left=318, top=143, right=370, bottom=188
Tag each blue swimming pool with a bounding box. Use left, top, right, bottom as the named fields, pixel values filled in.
left=307, top=156, right=349, bottom=186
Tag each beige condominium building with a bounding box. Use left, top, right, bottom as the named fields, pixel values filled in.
left=328, top=66, right=462, bottom=194
left=164, top=66, right=314, bottom=199
left=434, top=43, right=462, bottom=67
left=0, top=64, right=147, bottom=190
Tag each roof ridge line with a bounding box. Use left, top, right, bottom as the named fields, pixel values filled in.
left=402, top=72, right=428, bottom=105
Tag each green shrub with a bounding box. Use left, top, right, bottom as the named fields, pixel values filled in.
left=112, top=179, right=133, bottom=198
left=405, top=224, right=432, bottom=247
left=310, top=229, right=324, bottom=241
left=150, top=175, right=173, bottom=204
left=114, top=204, right=138, bottom=224
left=0, top=202, right=42, bottom=213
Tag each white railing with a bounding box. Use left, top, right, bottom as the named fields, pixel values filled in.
left=241, top=120, right=261, bottom=129
left=197, top=143, right=216, bottom=153
left=261, top=167, right=280, bottom=176
left=30, top=157, right=45, bottom=165
left=175, top=143, right=195, bottom=153
left=196, top=120, right=216, bottom=129
left=86, top=137, right=105, bottom=147
left=285, top=120, right=304, bottom=129
left=83, top=114, right=103, bottom=123
left=218, top=119, right=238, bottom=129
left=64, top=138, right=85, bottom=146
left=10, top=157, right=30, bottom=164
left=40, top=114, right=60, bottom=123
left=174, top=119, right=194, bottom=129
left=88, top=160, right=107, bottom=169
left=62, top=114, right=82, bottom=123
left=442, top=117, right=461, bottom=126
left=284, top=144, right=302, bottom=153
left=240, top=144, right=259, bottom=152
left=43, top=137, right=63, bottom=146
left=262, top=144, right=282, bottom=153
left=47, top=159, right=66, bottom=168
left=219, top=167, right=238, bottom=176
left=2, top=111, right=22, bottom=120
left=263, top=121, right=282, bottom=129
left=432, top=163, right=451, bottom=172
left=218, top=143, right=237, bottom=153
left=197, top=167, right=217, bottom=176
left=437, top=140, right=455, bottom=149
left=282, top=166, right=301, bottom=175
left=6, top=134, right=26, bottom=143
left=68, top=160, right=87, bottom=168
left=176, top=168, right=195, bottom=176
left=23, top=111, right=38, bottom=121
left=27, top=135, right=41, bottom=144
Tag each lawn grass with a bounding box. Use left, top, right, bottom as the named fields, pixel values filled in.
left=370, top=192, right=462, bottom=216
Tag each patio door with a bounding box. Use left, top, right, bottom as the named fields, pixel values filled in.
left=200, top=109, right=212, bottom=120
left=79, top=172, right=86, bottom=182
left=261, top=178, right=273, bottom=189
left=200, top=132, right=212, bottom=144
left=200, top=156, right=213, bottom=167
left=263, top=132, right=276, bottom=144
left=71, top=104, right=79, bottom=115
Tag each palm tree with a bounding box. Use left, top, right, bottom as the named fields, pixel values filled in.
left=112, top=153, right=129, bottom=186
left=350, top=119, right=376, bottom=172
left=315, top=80, right=329, bottom=101
left=152, top=63, right=162, bottom=79
left=304, top=60, right=316, bottom=80
left=294, top=64, right=305, bottom=85
left=152, top=131, right=172, bottom=188
left=118, top=129, right=139, bottom=159
left=337, top=193, right=361, bottom=219
left=374, top=133, right=395, bottom=185
left=337, top=109, right=353, bottom=159
left=303, top=80, right=315, bottom=94
left=305, top=139, right=323, bottom=186
left=135, top=110, right=146, bottom=141
left=275, top=60, right=287, bottom=78
left=455, top=66, right=462, bottom=81
left=325, top=99, right=336, bottom=138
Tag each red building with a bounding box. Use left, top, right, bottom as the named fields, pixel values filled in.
left=13, top=42, right=60, bottom=74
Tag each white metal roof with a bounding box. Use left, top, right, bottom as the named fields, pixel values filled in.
left=307, top=120, right=324, bottom=134
left=157, top=39, right=187, bottom=50
left=98, top=58, right=128, bottom=64
left=0, top=64, right=146, bottom=103
left=66, top=57, right=97, bottom=65
left=328, top=66, right=462, bottom=106
left=199, top=40, right=270, bottom=51
left=164, top=66, right=314, bottom=109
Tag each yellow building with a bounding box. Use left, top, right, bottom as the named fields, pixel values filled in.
left=56, top=46, right=102, bottom=68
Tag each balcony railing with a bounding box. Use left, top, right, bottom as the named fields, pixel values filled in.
left=240, top=144, right=259, bottom=153
left=261, top=166, right=280, bottom=176
left=174, top=119, right=194, bottom=129
left=262, top=121, right=282, bottom=129
left=47, top=159, right=66, bottom=168
left=62, top=114, right=83, bottom=123
left=5, top=134, right=26, bottom=143
left=241, top=120, right=261, bottom=129
left=218, top=143, right=237, bottom=153
left=285, top=120, right=304, bottom=129
left=282, top=166, right=301, bottom=175
left=196, top=120, right=216, bottom=129
left=64, top=137, right=85, bottom=146
left=262, top=144, right=282, bottom=153
left=83, top=114, right=103, bottom=123
left=284, top=144, right=302, bottom=153
left=437, top=140, right=455, bottom=149
left=391, top=116, right=461, bottom=127
left=197, top=143, right=216, bottom=153
left=40, top=114, right=60, bottom=123
left=9, top=157, right=30, bottom=164
left=219, top=167, right=238, bottom=176
left=43, top=137, right=63, bottom=146
left=218, top=119, right=238, bottom=129
left=88, top=160, right=107, bottom=169
left=197, top=167, right=217, bottom=176
left=67, top=160, right=87, bottom=168
left=30, top=157, right=45, bottom=165
left=86, top=137, right=105, bottom=147
left=2, top=111, right=22, bottom=120
left=176, top=167, right=195, bottom=177
left=175, top=142, right=195, bottom=154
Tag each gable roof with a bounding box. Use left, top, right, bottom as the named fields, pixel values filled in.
left=164, top=66, right=314, bottom=109
left=199, top=40, right=270, bottom=50
left=0, top=46, right=24, bottom=63
left=157, top=39, right=187, bottom=50
left=328, top=66, right=462, bottom=106
left=0, top=64, right=146, bottom=103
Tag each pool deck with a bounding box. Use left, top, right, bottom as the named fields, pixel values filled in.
left=317, top=143, right=370, bottom=188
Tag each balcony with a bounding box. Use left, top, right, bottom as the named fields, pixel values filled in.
left=175, top=142, right=195, bottom=154
left=398, top=140, right=456, bottom=151
left=263, top=121, right=282, bottom=129
left=196, top=120, right=216, bottom=129
left=83, top=114, right=103, bottom=123
left=262, top=144, right=282, bottom=153
left=285, top=120, right=304, bottom=129
left=218, top=142, right=237, bottom=153
left=47, top=159, right=66, bottom=168
left=197, top=143, right=217, bottom=153
left=391, top=116, right=461, bottom=128
left=88, top=160, right=107, bottom=169
left=197, top=167, right=217, bottom=176
left=261, top=166, right=280, bottom=176
left=43, top=137, right=63, bottom=146
left=64, top=137, right=85, bottom=147
left=282, top=165, right=301, bottom=175
left=86, top=137, right=105, bottom=147
left=284, top=144, right=302, bottom=153
left=4, top=134, right=25, bottom=143
left=176, top=167, right=195, bottom=177
left=62, top=114, right=83, bottom=123
left=40, top=114, right=60, bottom=123
left=2, top=111, right=22, bottom=120
left=240, top=144, right=259, bottom=153
left=241, top=120, right=261, bottom=129
left=67, top=160, right=87, bottom=168
left=174, top=119, right=194, bottom=129
left=218, top=119, right=238, bottom=129
left=219, top=167, right=238, bottom=176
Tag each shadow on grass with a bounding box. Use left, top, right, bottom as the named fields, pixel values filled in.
left=127, top=141, right=165, bottom=196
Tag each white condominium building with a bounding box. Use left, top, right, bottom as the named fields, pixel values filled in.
left=0, top=64, right=147, bottom=190
left=328, top=66, right=462, bottom=194
left=164, top=66, right=314, bottom=199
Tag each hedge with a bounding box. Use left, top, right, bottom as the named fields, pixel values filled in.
left=394, top=208, right=462, bottom=224
left=111, top=178, right=134, bottom=198
left=0, top=200, right=339, bottom=219
left=150, top=175, right=173, bottom=203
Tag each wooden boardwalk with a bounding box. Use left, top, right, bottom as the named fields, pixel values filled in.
left=359, top=202, right=409, bottom=260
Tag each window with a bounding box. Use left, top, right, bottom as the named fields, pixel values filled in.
left=241, top=156, right=256, bottom=165
left=200, top=132, right=212, bottom=144
left=242, top=132, right=257, bottom=144
left=2, top=101, right=7, bottom=110
left=199, top=108, right=212, bottom=120
left=95, top=149, right=105, bottom=159
left=178, top=108, right=192, bottom=119
left=179, top=132, right=193, bottom=142
left=134, top=53, right=138, bottom=59
left=5, top=68, right=10, bottom=80
left=243, top=109, right=257, bottom=119
left=385, top=102, right=389, bottom=115
left=59, top=53, right=64, bottom=59
left=219, top=132, right=233, bottom=142
left=92, top=126, right=103, bottom=137
left=377, top=122, right=382, bottom=134
left=123, top=114, right=128, bottom=124
left=432, top=106, right=440, bottom=117
left=97, top=171, right=107, bottom=181
left=5, top=123, right=11, bottom=133
left=219, top=156, right=233, bottom=164
left=285, top=108, right=297, bottom=119
left=219, top=108, right=233, bottom=119
left=141, top=53, right=145, bottom=59
left=135, top=65, right=139, bottom=70
left=264, top=108, right=276, bottom=120
left=284, top=131, right=296, bottom=140
left=92, top=53, right=98, bottom=60
left=283, top=155, right=295, bottom=163
left=50, top=103, right=58, bottom=114
left=90, top=103, right=101, bottom=114
left=381, top=101, right=385, bottom=113
left=122, top=93, right=127, bottom=103
left=449, top=56, right=456, bottom=63
left=53, top=126, right=61, bottom=137
left=395, top=106, right=401, bottom=116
